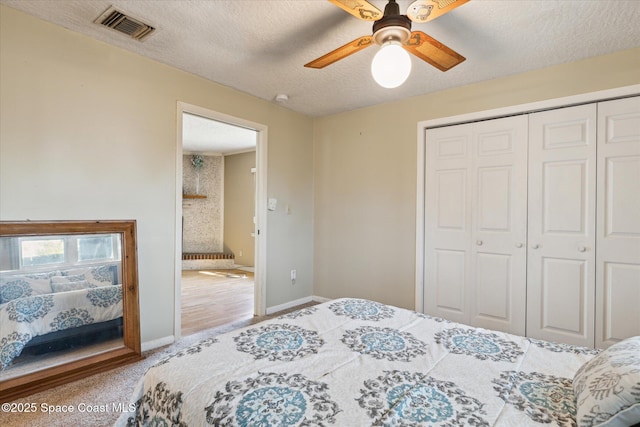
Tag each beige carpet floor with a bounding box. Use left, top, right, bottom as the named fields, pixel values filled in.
left=1, top=303, right=315, bottom=427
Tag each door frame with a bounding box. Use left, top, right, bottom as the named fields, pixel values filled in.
left=415, top=84, right=640, bottom=313
left=175, top=102, right=268, bottom=339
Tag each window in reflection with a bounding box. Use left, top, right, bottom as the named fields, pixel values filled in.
left=21, top=238, right=65, bottom=267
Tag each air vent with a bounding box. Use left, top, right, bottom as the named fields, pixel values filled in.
left=94, top=6, right=155, bottom=41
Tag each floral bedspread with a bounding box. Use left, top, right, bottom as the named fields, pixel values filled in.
left=0, top=284, right=123, bottom=370
left=118, top=298, right=600, bottom=426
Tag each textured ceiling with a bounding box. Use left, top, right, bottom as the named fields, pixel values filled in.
left=2, top=0, right=640, bottom=119
left=182, top=113, right=256, bottom=154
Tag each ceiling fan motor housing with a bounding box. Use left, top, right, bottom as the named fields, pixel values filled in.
left=372, top=0, right=412, bottom=46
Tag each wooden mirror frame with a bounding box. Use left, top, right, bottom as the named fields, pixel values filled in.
left=0, top=220, right=142, bottom=401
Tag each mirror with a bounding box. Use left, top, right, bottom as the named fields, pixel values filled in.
left=0, top=220, right=141, bottom=401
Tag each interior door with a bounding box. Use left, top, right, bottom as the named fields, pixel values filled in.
left=424, top=123, right=473, bottom=324
left=425, top=116, right=528, bottom=334
left=595, top=96, right=640, bottom=348
left=527, top=104, right=597, bottom=347
left=469, top=116, right=528, bottom=335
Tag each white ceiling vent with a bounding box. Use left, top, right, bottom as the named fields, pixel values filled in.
left=94, top=6, right=155, bottom=41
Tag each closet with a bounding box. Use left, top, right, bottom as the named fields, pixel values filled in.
left=423, top=95, right=639, bottom=348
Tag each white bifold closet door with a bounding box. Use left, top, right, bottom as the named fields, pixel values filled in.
left=526, top=104, right=597, bottom=347
left=424, top=115, right=528, bottom=335
left=595, top=96, right=640, bottom=349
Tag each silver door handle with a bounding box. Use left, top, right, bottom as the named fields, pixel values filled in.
left=532, top=244, right=540, bottom=249
left=515, top=242, right=523, bottom=248
left=578, top=246, right=587, bottom=252
left=476, top=240, right=483, bottom=246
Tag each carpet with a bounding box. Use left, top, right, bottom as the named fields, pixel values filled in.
left=0, top=307, right=312, bottom=427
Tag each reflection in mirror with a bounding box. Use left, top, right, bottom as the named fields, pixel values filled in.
left=0, top=233, right=124, bottom=378
left=0, top=221, right=141, bottom=401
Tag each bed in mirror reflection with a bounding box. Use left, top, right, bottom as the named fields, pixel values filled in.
left=0, top=221, right=141, bottom=401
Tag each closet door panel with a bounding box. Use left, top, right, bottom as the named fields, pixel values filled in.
left=470, top=116, right=528, bottom=335
left=540, top=257, right=588, bottom=334
left=425, top=124, right=473, bottom=323
left=434, top=249, right=466, bottom=314
left=527, top=104, right=597, bottom=347
left=542, top=161, right=589, bottom=235
left=596, top=96, right=640, bottom=348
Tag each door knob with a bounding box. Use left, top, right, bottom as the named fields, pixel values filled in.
left=515, top=242, right=523, bottom=248
left=476, top=240, right=483, bottom=246
left=532, top=244, right=540, bottom=249
left=578, top=246, right=587, bottom=252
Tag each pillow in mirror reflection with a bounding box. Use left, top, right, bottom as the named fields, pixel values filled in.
left=0, top=277, right=52, bottom=303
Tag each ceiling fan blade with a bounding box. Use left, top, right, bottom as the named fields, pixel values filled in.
left=407, top=0, right=469, bottom=23
left=403, top=31, right=465, bottom=71
left=328, top=0, right=383, bottom=21
left=304, top=35, right=374, bottom=69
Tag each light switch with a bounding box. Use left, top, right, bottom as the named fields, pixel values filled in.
left=268, top=198, right=277, bottom=211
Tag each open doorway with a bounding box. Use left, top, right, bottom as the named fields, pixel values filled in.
left=175, top=103, right=267, bottom=339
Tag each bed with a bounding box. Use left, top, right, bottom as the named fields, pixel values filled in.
left=0, top=264, right=123, bottom=370
left=118, top=298, right=640, bottom=427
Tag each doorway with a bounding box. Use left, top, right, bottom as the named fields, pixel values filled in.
left=175, top=102, right=267, bottom=339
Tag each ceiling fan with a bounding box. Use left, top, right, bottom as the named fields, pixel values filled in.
left=305, top=0, right=469, bottom=88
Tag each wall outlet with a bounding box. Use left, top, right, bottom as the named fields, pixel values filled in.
left=290, top=269, right=296, bottom=284
left=239, top=250, right=243, bottom=257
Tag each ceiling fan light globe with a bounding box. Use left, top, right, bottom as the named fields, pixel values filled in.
left=371, top=41, right=412, bottom=88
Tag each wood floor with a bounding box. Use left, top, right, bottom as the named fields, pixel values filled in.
left=181, top=269, right=255, bottom=336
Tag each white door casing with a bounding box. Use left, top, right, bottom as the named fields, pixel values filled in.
left=595, top=96, right=640, bottom=348
left=527, top=104, right=597, bottom=347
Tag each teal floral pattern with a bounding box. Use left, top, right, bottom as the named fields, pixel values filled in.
left=234, top=323, right=324, bottom=361
left=573, top=336, right=640, bottom=427
left=0, top=279, right=33, bottom=303
left=49, top=308, right=94, bottom=331
left=87, top=285, right=122, bottom=307
left=127, top=382, right=185, bottom=427
left=7, top=295, right=54, bottom=323
left=493, top=371, right=576, bottom=426
left=278, top=306, right=318, bottom=319
left=155, top=337, right=218, bottom=367
left=435, top=327, right=523, bottom=362
left=528, top=338, right=601, bottom=356
left=0, top=331, right=32, bottom=370
left=358, top=370, right=489, bottom=426
left=117, top=298, right=611, bottom=427
left=341, top=326, right=427, bottom=361
left=204, top=372, right=340, bottom=426
left=328, top=298, right=395, bottom=321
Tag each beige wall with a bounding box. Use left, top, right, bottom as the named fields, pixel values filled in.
left=224, top=152, right=256, bottom=267
left=0, top=6, right=315, bottom=343
left=313, top=47, right=640, bottom=310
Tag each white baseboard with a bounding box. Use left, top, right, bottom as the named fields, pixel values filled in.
left=266, top=296, right=314, bottom=314
left=141, top=335, right=174, bottom=352
left=266, top=295, right=333, bottom=314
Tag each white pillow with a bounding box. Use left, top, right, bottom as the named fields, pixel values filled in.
left=573, top=336, right=640, bottom=427
left=51, top=273, right=87, bottom=283
left=61, top=265, right=115, bottom=287
left=51, top=280, right=94, bottom=293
